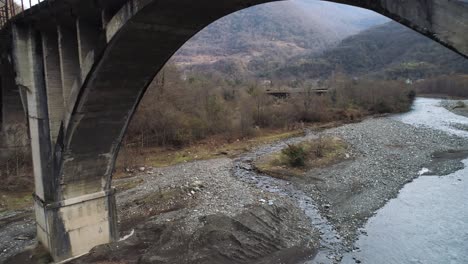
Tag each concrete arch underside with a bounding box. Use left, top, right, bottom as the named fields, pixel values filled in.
left=1, top=0, right=467, bottom=261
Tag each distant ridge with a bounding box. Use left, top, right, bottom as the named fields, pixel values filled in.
left=271, top=21, right=468, bottom=80
left=172, top=0, right=388, bottom=75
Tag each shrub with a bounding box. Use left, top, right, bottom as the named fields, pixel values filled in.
left=281, top=144, right=307, bottom=167
left=331, top=77, right=414, bottom=114
left=454, top=101, right=466, bottom=109
left=372, top=100, right=392, bottom=114
left=121, top=62, right=416, bottom=170
left=312, top=137, right=326, bottom=158
left=415, top=75, right=468, bottom=98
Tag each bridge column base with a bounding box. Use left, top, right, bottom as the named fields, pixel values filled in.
left=34, top=189, right=119, bottom=262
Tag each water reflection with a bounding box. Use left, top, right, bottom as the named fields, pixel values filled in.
left=342, top=98, right=468, bottom=264
left=342, top=160, right=468, bottom=264
left=396, top=98, right=468, bottom=138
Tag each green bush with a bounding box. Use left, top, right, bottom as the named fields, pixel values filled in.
left=455, top=101, right=466, bottom=109
left=282, top=144, right=307, bottom=167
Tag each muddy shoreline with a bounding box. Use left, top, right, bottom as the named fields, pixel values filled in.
left=2, top=108, right=468, bottom=264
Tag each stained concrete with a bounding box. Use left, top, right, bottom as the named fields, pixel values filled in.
left=0, top=56, right=27, bottom=159
left=57, top=23, right=80, bottom=118
left=33, top=190, right=118, bottom=262
left=41, top=28, right=64, bottom=145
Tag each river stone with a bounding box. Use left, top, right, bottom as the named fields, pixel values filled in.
left=69, top=205, right=319, bottom=264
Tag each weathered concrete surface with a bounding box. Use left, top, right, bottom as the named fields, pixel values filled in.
left=0, top=0, right=467, bottom=261
left=0, top=55, right=27, bottom=159
left=42, top=28, right=64, bottom=145
left=34, top=190, right=118, bottom=260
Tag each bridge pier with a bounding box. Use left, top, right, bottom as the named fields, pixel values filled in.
left=58, top=23, right=81, bottom=115
left=41, top=28, right=64, bottom=145
left=34, top=190, right=118, bottom=261
left=12, top=23, right=119, bottom=261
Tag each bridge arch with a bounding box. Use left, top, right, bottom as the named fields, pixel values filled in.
left=61, top=0, right=468, bottom=203
left=1, top=0, right=468, bottom=261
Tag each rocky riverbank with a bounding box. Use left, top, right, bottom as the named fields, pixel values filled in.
left=441, top=99, right=468, bottom=118
left=230, top=115, right=468, bottom=255
left=294, top=118, right=468, bottom=245
left=69, top=159, right=319, bottom=264
left=2, top=102, right=468, bottom=264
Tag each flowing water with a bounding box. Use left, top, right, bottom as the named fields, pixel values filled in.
left=233, top=131, right=347, bottom=264
left=397, top=98, right=468, bottom=138
left=233, top=163, right=346, bottom=264
left=234, top=98, right=468, bottom=264
left=341, top=98, right=468, bottom=264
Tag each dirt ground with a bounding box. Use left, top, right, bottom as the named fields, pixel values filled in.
left=2, top=114, right=468, bottom=264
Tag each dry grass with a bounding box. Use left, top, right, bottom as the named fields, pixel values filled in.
left=115, top=129, right=304, bottom=177
left=0, top=190, right=33, bottom=212
left=114, top=178, right=145, bottom=192
left=254, top=136, right=349, bottom=179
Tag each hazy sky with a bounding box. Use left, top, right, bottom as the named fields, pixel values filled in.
left=13, top=0, right=39, bottom=9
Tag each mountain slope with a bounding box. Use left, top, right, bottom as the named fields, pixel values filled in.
left=273, top=21, right=468, bottom=80
left=172, top=0, right=388, bottom=73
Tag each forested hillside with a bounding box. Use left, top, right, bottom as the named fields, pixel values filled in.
left=172, top=0, right=388, bottom=78
left=172, top=1, right=467, bottom=82
left=271, top=22, right=468, bottom=80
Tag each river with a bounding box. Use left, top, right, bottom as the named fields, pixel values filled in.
left=233, top=97, right=468, bottom=264
left=341, top=98, right=468, bottom=264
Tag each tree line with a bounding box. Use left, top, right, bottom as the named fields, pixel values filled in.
left=123, top=64, right=416, bottom=150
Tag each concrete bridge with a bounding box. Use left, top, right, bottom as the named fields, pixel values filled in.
left=0, top=0, right=467, bottom=261
left=266, top=88, right=329, bottom=98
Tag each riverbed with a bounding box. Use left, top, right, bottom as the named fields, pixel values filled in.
left=230, top=97, right=468, bottom=263
left=1, top=98, right=467, bottom=264
left=340, top=98, right=468, bottom=264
